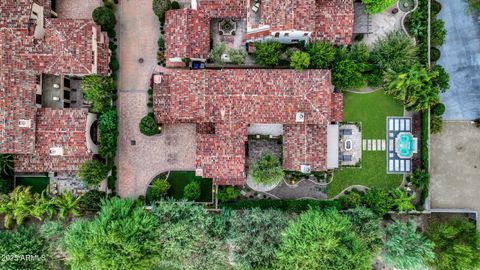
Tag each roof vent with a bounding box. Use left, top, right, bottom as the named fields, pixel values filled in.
left=49, top=147, right=64, bottom=156
left=300, top=164, right=311, bottom=174
left=18, top=119, right=32, bottom=128
left=295, top=112, right=305, bottom=122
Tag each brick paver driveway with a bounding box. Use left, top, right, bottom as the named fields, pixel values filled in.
left=116, top=0, right=195, bottom=197
left=430, top=122, right=480, bottom=218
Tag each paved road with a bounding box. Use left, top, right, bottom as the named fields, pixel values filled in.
left=115, top=0, right=195, bottom=197
left=437, top=0, right=480, bottom=120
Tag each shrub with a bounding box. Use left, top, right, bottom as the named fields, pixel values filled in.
left=361, top=0, right=396, bottom=14
left=382, top=221, right=435, bottom=270
left=81, top=75, right=116, bottom=113
left=363, top=188, right=394, bottom=216
left=184, top=181, right=201, bottom=200
left=341, top=190, right=363, bottom=208
left=290, top=51, right=310, bottom=71
left=250, top=153, right=285, bottom=185
left=332, top=59, right=366, bottom=90
left=210, top=43, right=226, bottom=64
left=371, top=31, right=419, bottom=73
left=109, top=57, right=119, bottom=72
left=275, top=208, right=373, bottom=270
left=431, top=18, right=446, bottom=46
left=139, top=114, right=159, bottom=136
left=92, top=6, right=116, bottom=32
left=230, top=208, right=288, bottom=269
left=390, top=188, right=415, bottom=212
left=77, top=160, right=109, bottom=185
left=432, top=65, right=450, bottom=92
left=254, top=41, right=285, bottom=67
left=426, top=217, right=480, bottom=270
left=408, top=169, right=429, bottom=206
left=99, top=108, right=118, bottom=160
left=227, top=48, right=246, bottom=65
left=307, top=42, right=336, bottom=69
left=221, top=199, right=342, bottom=212
left=64, top=198, right=161, bottom=270
left=431, top=103, right=445, bottom=116
left=152, top=0, right=171, bottom=18
left=147, top=174, right=170, bottom=202
left=78, top=190, right=107, bottom=210
left=430, top=47, right=441, bottom=62
left=348, top=207, right=383, bottom=254
left=366, top=69, right=384, bottom=87
left=467, top=0, right=480, bottom=13
left=430, top=114, right=443, bottom=134
left=432, top=0, right=442, bottom=14
left=348, top=43, right=370, bottom=63
left=217, top=186, right=240, bottom=202
left=0, top=226, right=49, bottom=270
left=170, top=1, right=180, bottom=9
left=157, top=36, right=164, bottom=49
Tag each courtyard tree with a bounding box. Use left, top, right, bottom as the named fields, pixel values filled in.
left=384, top=65, right=441, bottom=111
left=426, top=217, right=480, bottom=270
left=63, top=198, right=161, bottom=270
left=230, top=208, right=288, bottom=269
left=254, top=41, right=285, bottom=67
left=81, top=75, right=116, bottom=113
left=307, top=42, right=336, bottom=69
left=250, top=153, right=285, bottom=185
left=371, top=31, right=419, bottom=73
left=92, top=6, right=116, bottom=32
left=275, top=208, right=373, bottom=270
left=77, top=160, right=109, bottom=185
left=361, top=0, right=396, bottom=14
left=290, top=51, right=310, bottom=71
left=382, top=221, right=435, bottom=270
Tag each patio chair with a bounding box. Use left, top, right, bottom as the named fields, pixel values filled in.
left=340, top=129, right=352, bottom=136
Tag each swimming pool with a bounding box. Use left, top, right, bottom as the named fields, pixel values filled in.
left=395, top=132, right=415, bottom=158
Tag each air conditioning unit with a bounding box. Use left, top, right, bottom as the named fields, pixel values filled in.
left=49, top=147, right=64, bottom=156
left=300, top=164, right=311, bottom=174
left=53, top=83, right=60, bottom=89
left=18, top=119, right=31, bottom=128
left=295, top=112, right=304, bottom=122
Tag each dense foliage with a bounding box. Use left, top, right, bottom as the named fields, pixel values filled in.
left=254, top=41, right=285, bottom=67
left=290, top=51, right=310, bottom=71
left=275, top=208, right=373, bottom=270
left=184, top=181, right=201, bottom=200
left=250, top=153, right=285, bottom=185
left=227, top=48, right=246, bottom=65
left=78, top=190, right=107, bottom=210
left=362, top=188, right=394, bottom=216
left=77, top=159, right=109, bottom=185
left=64, top=198, right=161, bottom=270
left=382, top=221, right=435, bottom=270
left=307, top=42, right=336, bottom=69
left=92, top=6, right=116, bottom=32
left=0, top=154, right=13, bottom=175
left=426, top=218, right=480, bottom=270
left=81, top=75, right=116, bottom=113
left=230, top=208, right=288, bottom=269
left=221, top=198, right=342, bottom=211
left=347, top=207, right=383, bottom=254
left=390, top=188, right=415, bottom=212
left=332, top=45, right=369, bottom=90
left=210, top=43, right=226, bottom=64
left=147, top=174, right=170, bottom=201
left=152, top=0, right=171, bottom=21
left=139, top=113, right=160, bottom=136
left=217, top=186, right=240, bottom=202
left=0, top=226, right=49, bottom=270
left=99, top=108, right=118, bottom=160
left=371, top=31, right=419, bottom=72
left=408, top=169, right=429, bottom=207
left=361, top=0, right=396, bottom=14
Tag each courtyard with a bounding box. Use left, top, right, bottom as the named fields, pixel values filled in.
left=430, top=122, right=480, bottom=215
left=327, top=90, right=404, bottom=197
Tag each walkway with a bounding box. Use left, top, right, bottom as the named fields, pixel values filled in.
left=437, top=0, right=480, bottom=120
left=116, top=0, right=195, bottom=197
left=362, top=4, right=406, bottom=47
left=266, top=179, right=328, bottom=200
left=362, top=139, right=386, bottom=151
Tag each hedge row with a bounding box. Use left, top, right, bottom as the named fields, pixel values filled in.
left=221, top=199, right=342, bottom=212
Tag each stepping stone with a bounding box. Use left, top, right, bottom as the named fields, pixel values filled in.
left=362, top=139, right=367, bottom=150
left=367, top=139, right=372, bottom=150
left=372, top=140, right=377, bottom=151
left=381, top=140, right=386, bottom=151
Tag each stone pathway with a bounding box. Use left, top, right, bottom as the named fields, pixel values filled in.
left=362, top=4, right=406, bottom=47
left=266, top=179, right=328, bottom=200
left=115, top=0, right=196, bottom=197
left=362, top=139, right=386, bottom=151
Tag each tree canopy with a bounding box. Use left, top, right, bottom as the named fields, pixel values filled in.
left=81, top=75, right=116, bottom=113
left=250, top=153, right=285, bottom=185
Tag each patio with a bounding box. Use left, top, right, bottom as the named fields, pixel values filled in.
left=211, top=18, right=255, bottom=64
left=41, top=75, right=85, bottom=109
left=339, top=124, right=362, bottom=166
left=361, top=4, right=407, bottom=47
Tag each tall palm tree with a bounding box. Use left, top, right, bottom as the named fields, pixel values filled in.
left=53, top=192, right=82, bottom=220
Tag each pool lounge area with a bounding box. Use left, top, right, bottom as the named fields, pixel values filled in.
left=387, top=117, right=417, bottom=174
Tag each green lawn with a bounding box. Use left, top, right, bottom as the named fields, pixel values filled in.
left=166, top=171, right=213, bottom=203
left=15, top=176, right=49, bottom=194
left=327, top=90, right=404, bottom=197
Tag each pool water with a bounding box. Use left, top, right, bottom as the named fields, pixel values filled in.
left=396, top=133, right=414, bottom=158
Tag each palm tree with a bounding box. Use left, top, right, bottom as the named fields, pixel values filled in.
left=390, top=188, right=415, bottom=212
left=0, top=186, right=34, bottom=228
left=0, top=154, right=14, bottom=175
left=53, top=192, right=82, bottom=220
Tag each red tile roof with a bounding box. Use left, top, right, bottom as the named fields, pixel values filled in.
left=197, top=0, right=247, bottom=18
left=154, top=69, right=342, bottom=185
left=1, top=0, right=109, bottom=172
left=260, top=0, right=317, bottom=32
left=312, top=0, right=354, bottom=44
left=14, top=108, right=93, bottom=173
left=164, top=9, right=210, bottom=66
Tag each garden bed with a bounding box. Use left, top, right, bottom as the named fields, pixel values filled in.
left=166, top=171, right=213, bottom=203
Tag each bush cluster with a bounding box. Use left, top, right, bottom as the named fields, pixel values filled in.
left=77, top=160, right=109, bottom=185
left=183, top=181, right=201, bottom=200
left=139, top=113, right=160, bottom=136
left=98, top=108, right=118, bottom=160
left=221, top=199, right=342, bottom=212
left=249, top=153, right=285, bottom=185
